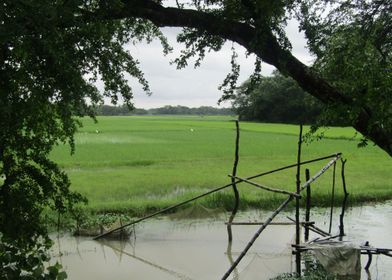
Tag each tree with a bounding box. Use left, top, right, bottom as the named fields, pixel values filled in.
left=298, top=0, right=392, bottom=146
left=0, top=0, right=170, bottom=276
left=233, top=71, right=326, bottom=124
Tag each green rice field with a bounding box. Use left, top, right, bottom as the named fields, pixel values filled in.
left=50, top=115, right=392, bottom=214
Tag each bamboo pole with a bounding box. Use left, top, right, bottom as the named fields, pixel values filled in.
left=229, top=175, right=301, bottom=198
left=305, top=225, right=329, bottom=237
left=302, top=234, right=340, bottom=245
left=225, top=221, right=314, bottom=226
left=287, top=216, right=329, bottom=237
left=308, top=224, right=331, bottom=237
left=244, top=153, right=341, bottom=181
left=309, top=225, right=331, bottom=237
left=328, top=162, right=336, bottom=234
left=227, top=120, right=240, bottom=243
left=299, top=155, right=341, bottom=193
left=295, top=125, right=303, bottom=277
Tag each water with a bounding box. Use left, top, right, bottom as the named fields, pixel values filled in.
left=51, top=202, right=392, bottom=280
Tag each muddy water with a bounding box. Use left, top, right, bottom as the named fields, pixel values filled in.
left=51, top=202, right=392, bottom=280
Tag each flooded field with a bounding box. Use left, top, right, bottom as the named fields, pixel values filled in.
left=51, top=201, right=392, bottom=279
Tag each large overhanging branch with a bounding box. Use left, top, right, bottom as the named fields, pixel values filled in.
left=96, top=0, right=392, bottom=156
left=4, top=0, right=391, bottom=155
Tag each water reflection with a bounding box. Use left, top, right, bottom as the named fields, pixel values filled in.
left=100, top=239, right=193, bottom=280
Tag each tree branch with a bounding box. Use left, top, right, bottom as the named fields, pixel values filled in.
left=94, top=0, right=392, bottom=155
left=5, top=0, right=391, bottom=155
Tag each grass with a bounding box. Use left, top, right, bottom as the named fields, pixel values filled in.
left=50, top=115, right=392, bottom=215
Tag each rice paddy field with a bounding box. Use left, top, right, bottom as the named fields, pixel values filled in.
left=50, top=115, right=392, bottom=215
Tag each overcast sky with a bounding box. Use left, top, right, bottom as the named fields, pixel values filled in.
left=101, top=20, right=313, bottom=109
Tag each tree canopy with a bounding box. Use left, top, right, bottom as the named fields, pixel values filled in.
left=233, top=71, right=326, bottom=125
left=96, top=105, right=234, bottom=115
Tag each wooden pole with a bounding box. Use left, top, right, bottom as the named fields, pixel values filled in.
left=300, top=155, right=341, bottom=193
left=364, top=241, right=373, bottom=270
left=244, top=153, right=341, bottom=181
left=226, top=120, right=241, bottom=280
left=229, top=175, right=301, bottom=197
left=225, top=221, right=315, bottom=226
left=339, top=159, right=348, bottom=240
left=304, top=169, right=311, bottom=242
left=295, top=125, right=303, bottom=277
left=308, top=224, right=331, bottom=237
left=288, top=216, right=330, bottom=237
left=227, top=120, right=240, bottom=243
left=328, top=162, right=336, bottom=234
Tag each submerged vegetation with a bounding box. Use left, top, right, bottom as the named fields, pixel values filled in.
left=273, top=254, right=335, bottom=280
left=50, top=116, right=392, bottom=216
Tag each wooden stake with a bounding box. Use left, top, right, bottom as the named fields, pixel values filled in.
left=304, top=169, right=311, bottom=242
left=339, top=158, right=348, bottom=240
left=227, top=120, right=240, bottom=243
left=328, top=162, right=336, bottom=234
left=295, top=125, right=303, bottom=277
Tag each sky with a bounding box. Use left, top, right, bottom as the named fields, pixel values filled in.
left=100, top=19, right=314, bottom=109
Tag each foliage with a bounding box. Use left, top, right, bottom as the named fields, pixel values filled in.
left=70, top=208, right=131, bottom=234
left=0, top=0, right=170, bottom=277
left=95, top=105, right=234, bottom=116
left=97, top=105, right=148, bottom=116
left=0, top=234, right=66, bottom=280
left=297, top=0, right=392, bottom=146
left=232, top=71, right=327, bottom=125
left=272, top=255, right=335, bottom=280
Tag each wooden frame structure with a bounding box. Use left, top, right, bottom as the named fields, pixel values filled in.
left=94, top=121, right=391, bottom=279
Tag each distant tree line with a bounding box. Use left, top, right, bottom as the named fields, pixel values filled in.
left=232, top=72, right=349, bottom=126
left=96, top=105, right=234, bottom=116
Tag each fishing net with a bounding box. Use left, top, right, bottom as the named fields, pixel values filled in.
left=235, top=251, right=292, bottom=280
left=169, top=204, right=223, bottom=220
left=307, top=241, right=361, bottom=279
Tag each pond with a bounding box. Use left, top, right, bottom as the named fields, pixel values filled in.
left=51, top=201, right=392, bottom=279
